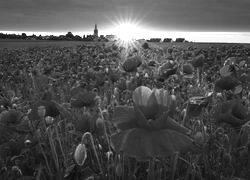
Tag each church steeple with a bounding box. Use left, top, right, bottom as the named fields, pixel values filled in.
left=94, top=24, right=98, bottom=37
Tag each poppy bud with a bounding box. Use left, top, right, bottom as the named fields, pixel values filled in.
left=74, top=143, right=87, bottom=166
left=24, top=139, right=31, bottom=146
left=96, top=117, right=104, bottom=129
left=11, top=166, right=22, bottom=176
left=106, top=151, right=113, bottom=160
left=45, top=116, right=54, bottom=125
left=37, top=106, right=46, bottom=118
left=194, top=132, right=204, bottom=144
left=144, top=73, right=149, bottom=78
left=105, top=67, right=109, bottom=73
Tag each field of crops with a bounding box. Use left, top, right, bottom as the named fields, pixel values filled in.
left=0, top=40, right=97, bottom=49
left=0, top=40, right=250, bottom=180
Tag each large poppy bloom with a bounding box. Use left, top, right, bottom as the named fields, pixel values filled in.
left=214, top=100, right=248, bottom=128
left=215, top=76, right=240, bottom=92
left=111, top=86, right=193, bottom=160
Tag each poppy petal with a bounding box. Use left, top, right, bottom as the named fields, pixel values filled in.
left=111, top=128, right=193, bottom=159
left=113, top=106, right=138, bottom=130
left=151, top=112, right=190, bottom=134
left=132, top=86, right=152, bottom=107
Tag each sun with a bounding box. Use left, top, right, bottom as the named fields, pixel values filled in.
left=114, top=22, right=139, bottom=42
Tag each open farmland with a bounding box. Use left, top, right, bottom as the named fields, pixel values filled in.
left=0, top=39, right=250, bottom=50
left=0, top=41, right=250, bottom=180
left=0, top=39, right=104, bottom=49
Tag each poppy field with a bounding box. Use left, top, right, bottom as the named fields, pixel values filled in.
left=0, top=40, right=250, bottom=180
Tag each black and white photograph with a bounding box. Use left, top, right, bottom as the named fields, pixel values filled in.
left=0, top=0, right=250, bottom=179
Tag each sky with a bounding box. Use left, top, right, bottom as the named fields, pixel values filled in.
left=0, top=0, right=250, bottom=43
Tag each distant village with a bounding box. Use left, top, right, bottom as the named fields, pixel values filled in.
left=0, top=24, right=188, bottom=43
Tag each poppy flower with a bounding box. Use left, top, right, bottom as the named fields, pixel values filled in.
left=71, top=91, right=96, bottom=108
left=0, top=110, right=24, bottom=126
left=215, top=76, right=240, bottom=92
left=122, top=56, right=142, bottom=72
left=158, top=61, right=178, bottom=79
left=111, top=86, right=193, bottom=160
left=214, top=100, right=248, bottom=128
left=182, top=64, right=194, bottom=75
left=182, top=64, right=194, bottom=79
left=28, top=100, right=60, bottom=121
left=192, top=54, right=205, bottom=68
left=74, top=111, right=96, bottom=133
left=220, top=65, right=237, bottom=78
left=108, top=69, right=120, bottom=83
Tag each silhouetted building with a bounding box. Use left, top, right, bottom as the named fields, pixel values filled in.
left=94, top=24, right=98, bottom=37
left=105, top=35, right=116, bottom=41
left=147, top=38, right=162, bottom=42
left=175, top=38, right=185, bottom=42
left=163, top=38, right=172, bottom=42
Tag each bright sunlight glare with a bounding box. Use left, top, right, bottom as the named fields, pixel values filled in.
left=114, top=22, right=140, bottom=42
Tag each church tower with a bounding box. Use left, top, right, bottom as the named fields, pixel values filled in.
left=94, top=24, right=98, bottom=37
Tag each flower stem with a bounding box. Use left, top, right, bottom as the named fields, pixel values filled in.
left=81, top=132, right=103, bottom=175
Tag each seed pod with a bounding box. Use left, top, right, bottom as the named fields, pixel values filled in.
left=74, top=143, right=87, bottom=166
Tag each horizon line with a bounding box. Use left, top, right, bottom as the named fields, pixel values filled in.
left=1, top=30, right=250, bottom=43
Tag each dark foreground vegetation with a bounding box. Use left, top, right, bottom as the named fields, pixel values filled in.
left=0, top=41, right=250, bottom=180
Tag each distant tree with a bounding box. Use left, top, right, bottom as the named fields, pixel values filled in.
left=74, top=35, right=82, bottom=41
left=163, top=38, right=172, bottom=42
left=147, top=38, right=162, bottom=42
left=66, top=32, right=74, bottom=40
left=37, top=35, right=43, bottom=40
left=21, top=33, right=27, bottom=39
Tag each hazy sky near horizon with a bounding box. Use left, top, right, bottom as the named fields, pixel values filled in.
left=0, top=0, right=250, bottom=33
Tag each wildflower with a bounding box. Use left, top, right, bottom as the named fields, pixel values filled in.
left=214, top=100, right=248, bottom=128
left=111, top=86, right=193, bottom=159
left=29, top=101, right=60, bottom=121
left=71, top=91, right=96, bottom=108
